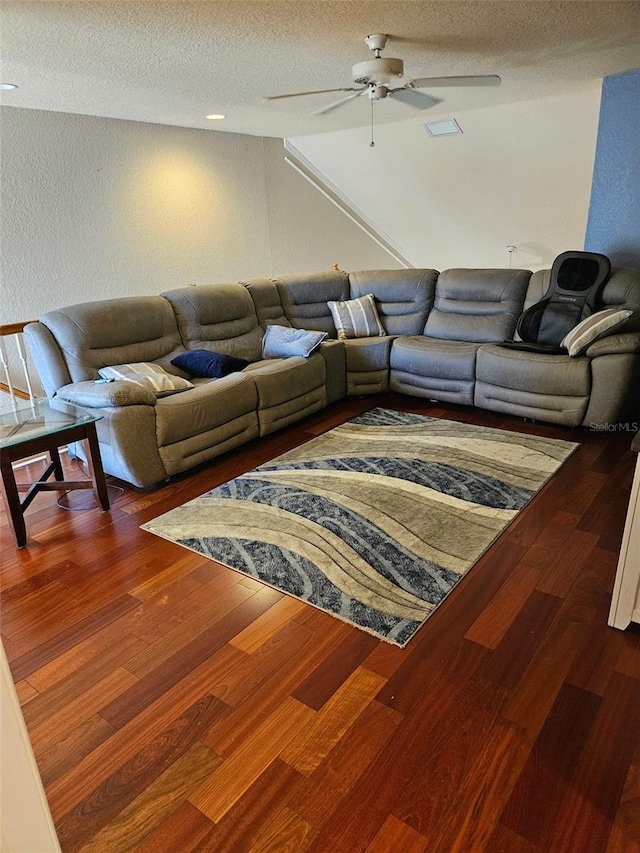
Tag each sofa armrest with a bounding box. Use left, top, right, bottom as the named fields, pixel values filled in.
left=23, top=321, right=72, bottom=398
left=582, top=336, right=640, bottom=427
left=585, top=331, right=640, bottom=358
left=56, top=380, right=156, bottom=408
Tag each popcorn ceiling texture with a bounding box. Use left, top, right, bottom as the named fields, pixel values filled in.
left=1, top=1, right=638, bottom=138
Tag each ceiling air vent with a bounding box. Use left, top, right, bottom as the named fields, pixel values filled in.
left=424, top=119, right=462, bottom=137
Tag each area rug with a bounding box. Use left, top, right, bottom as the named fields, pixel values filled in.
left=142, top=408, right=578, bottom=646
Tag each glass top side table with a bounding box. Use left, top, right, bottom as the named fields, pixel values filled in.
left=0, top=398, right=110, bottom=548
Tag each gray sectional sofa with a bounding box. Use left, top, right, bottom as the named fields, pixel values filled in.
left=24, top=265, right=640, bottom=488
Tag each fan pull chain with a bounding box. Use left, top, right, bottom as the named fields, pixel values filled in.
left=370, top=98, right=375, bottom=147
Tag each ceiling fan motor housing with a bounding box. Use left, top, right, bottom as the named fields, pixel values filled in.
left=352, top=57, right=404, bottom=85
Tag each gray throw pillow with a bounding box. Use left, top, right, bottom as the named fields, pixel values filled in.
left=262, top=325, right=327, bottom=358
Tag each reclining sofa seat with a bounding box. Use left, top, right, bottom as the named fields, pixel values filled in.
left=24, top=296, right=259, bottom=487
left=346, top=269, right=438, bottom=394
left=242, top=270, right=349, bottom=404
left=390, top=269, right=532, bottom=405
left=160, top=282, right=328, bottom=437
left=476, top=267, right=640, bottom=426
left=244, top=268, right=438, bottom=396
left=23, top=264, right=640, bottom=491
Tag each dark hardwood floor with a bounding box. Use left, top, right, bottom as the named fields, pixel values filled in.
left=2, top=395, right=639, bottom=852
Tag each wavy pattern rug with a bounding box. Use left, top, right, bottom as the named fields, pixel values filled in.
left=142, top=408, right=578, bottom=646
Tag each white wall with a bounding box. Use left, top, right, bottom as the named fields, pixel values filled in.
left=290, top=86, right=602, bottom=272
left=0, top=107, right=397, bottom=326
left=1, top=643, right=61, bottom=852
left=0, top=89, right=602, bottom=330
left=262, top=137, right=402, bottom=274
left=0, top=109, right=273, bottom=322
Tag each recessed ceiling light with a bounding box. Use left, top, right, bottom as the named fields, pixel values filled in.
left=206, top=114, right=226, bottom=120
left=0, top=83, right=18, bottom=91
left=424, top=118, right=462, bottom=137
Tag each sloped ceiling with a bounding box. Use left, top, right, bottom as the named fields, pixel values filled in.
left=1, top=1, right=638, bottom=137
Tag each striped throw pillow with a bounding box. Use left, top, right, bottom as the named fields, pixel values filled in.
left=561, top=308, right=633, bottom=357
left=98, top=362, right=194, bottom=395
left=327, top=294, right=385, bottom=340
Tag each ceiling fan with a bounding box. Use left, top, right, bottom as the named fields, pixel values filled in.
left=265, top=34, right=501, bottom=116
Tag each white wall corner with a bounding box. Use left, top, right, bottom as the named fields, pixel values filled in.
left=283, top=140, right=415, bottom=269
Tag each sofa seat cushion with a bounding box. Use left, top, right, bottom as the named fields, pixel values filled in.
left=477, top=345, right=591, bottom=396
left=344, top=336, right=393, bottom=371
left=243, top=354, right=326, bottom=434
left=155, top=373, right=258, bottom=448
left=474, top=344, right=591, bottom=426
left=154, top=373, right=260, bottom=477
left=243, top=354, right=324, bottom=405
left=389, top=336, right=481, bottom=405
left=343, top=336, right=394, bottom=395
left=391, top=336, right=480, bottom=379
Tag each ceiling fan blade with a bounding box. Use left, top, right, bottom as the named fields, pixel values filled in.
left=409, top=75, right=501, bottom=88
left=264, top=87, right=362, bottom=102
left=388, top=88, right=442, bottom=110
left=311, top=90, right=366, bottom=116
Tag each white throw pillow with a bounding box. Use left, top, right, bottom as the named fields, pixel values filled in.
left=98, top=362, right=194, bottom=395
left=561, top=308, right=633, bottom=357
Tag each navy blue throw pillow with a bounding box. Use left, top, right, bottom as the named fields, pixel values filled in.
left=171, top=350, right=250, bottom=378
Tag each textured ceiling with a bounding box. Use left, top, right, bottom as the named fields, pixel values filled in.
left=1, top=1, right=639, bottom=137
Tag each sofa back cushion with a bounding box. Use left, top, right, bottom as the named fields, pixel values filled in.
left=37, top=296, right=184, bottom=383
left=424, top=269, right=531, bottom=343
left=242, top=278, right=291, bottom=330
left=522, top=270, right=549, bottom=314
left=162, top=284, right=264, bottom=362
left=595, top=267, right=640, bottom=332
left=348, top=269, right=438, bottom=335
left=272, top=270, right=350, bottom=336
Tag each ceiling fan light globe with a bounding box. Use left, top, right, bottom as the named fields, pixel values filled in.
left=368, top=85, right=389, bottom=101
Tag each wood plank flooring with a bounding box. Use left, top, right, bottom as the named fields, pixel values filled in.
left=2, top=395, right=639, bottom=852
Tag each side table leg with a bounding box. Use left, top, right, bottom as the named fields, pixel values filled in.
left=0, top=452, right=27, bottom=548
left=82, top=425, right=110, bottom=512
left=50, top=446, right=64, bottom=481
